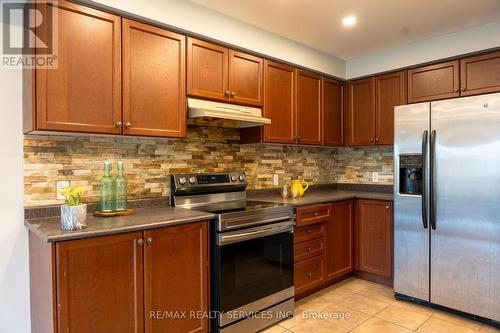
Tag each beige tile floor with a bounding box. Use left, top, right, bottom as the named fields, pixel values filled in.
left=261, top=277, right=500, bottom=333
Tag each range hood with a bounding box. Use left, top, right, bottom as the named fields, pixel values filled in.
left=187, top=98, right=271, bottom=128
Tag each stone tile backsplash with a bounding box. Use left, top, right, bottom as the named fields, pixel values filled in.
left=24, top=127, right=393, bottom=206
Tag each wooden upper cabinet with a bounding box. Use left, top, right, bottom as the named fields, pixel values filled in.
left=262, top=60, right=295, bottom=143
left=375, top=71, right=406, bottom=145
left=187, top=37, right=229, bottom=102
left=322, top=77, right=344, bottom=146
left=229, top=50, right=264, bottom=106
left=56, top=232, right=144, bottom=333
left=122, top=19, right=186, bottom=138
left=348, top=77, right=376, bottom=146
left=460, top=51, right=500, bottom=96
left=296, top=70, right=322, bottom=145
left=144, top=222, right=209, bottom=333
left=187, top=38, right=263, bottom=106
left=35, top=0, right=122, bottom=134
left=356, top=200, right=393, bottom=278
left=326, top=200, right=353, bottom=280
left=408, top=60, right=459, bottom=103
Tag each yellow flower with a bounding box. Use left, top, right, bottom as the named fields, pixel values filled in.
left=59, top=185, right=85, bottom=206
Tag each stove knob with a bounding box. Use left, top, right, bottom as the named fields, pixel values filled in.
left=239, top=175, right=245, bottom=182
left=178, top=177, right=187, bottom=185
left=231, top=175, right=238, bottom=182
left=189, top=176, right=196, bottom=185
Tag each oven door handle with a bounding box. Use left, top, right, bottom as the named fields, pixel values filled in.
left=217, top=221, right=294, bottom=246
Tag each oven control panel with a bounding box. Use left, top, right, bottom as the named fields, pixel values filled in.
left=171, top=172, right=247, bottom=192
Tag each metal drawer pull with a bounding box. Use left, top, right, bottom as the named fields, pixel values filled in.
left=136, top=239, right=144, bottom=246
left=306, top=247, right=312, bottom=252
left=313, top=212, right=319, bottom=217
left=306, top=229, right=312, bottom=234
left=306, top=272, right=312, bottom=278
left=146, top=237, right=153, bottom=245
left=218, top=221, right=294, bottom=245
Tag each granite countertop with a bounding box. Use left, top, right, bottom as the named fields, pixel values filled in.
left=247, top=184, right=393, bottom=207
left=25, top=206, right=215, bottom=242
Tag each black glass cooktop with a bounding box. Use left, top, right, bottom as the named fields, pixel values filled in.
left=189, top=200, right=287, bottom=214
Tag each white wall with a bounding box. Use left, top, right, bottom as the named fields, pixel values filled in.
left=88, top=0, right=346, bottom=78
left=0, top=35, right=31, bottom=333
left=346, top=20, right=500, bottom=78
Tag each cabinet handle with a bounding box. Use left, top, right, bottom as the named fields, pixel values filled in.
left=125, top=122, right=132, bottom=128
left=306, top=229, right=312, bottom=234
left=370, top=137, right=374, bottom=142
left=375, top=137, right=379, bottom=142
left=230, top=91, right=236, bottom=97
left=313, top=212, right=319, bottom=217
left=136, top=239, right=144, bottom=246
left=454, top=89, right=459, bottom=93
left=306, top=247, right=312, bottom=253
left=460, top=87, right=466, bottom=92
left=306, top=272, right=312, bottom=278
left=225, top=90, right=231, bottom=97
left=146, top=237, right=153, bottom=245
left=115, top=121, right=122, bottom=128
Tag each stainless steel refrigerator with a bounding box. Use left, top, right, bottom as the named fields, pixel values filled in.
left=394, top=93, right=500, bottom=322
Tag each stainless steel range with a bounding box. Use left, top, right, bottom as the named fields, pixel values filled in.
left=171, top=172, right=295, bottom=333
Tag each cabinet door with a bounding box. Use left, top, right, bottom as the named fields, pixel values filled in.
left=326, top=200, right=354, bottom=280
left=322, top=77, right=344, bottom=146
left=460, top=51, right=500, bottom=96
left=144, top=222, right=209, bottom=333
left=295, top=70, right=322, bottom=145
left=348, top=77, right=376, bottom=146
left=229, top=50, right=264, bottom=106
left=262, top=60, right=295, bottom=143
left=187, top=38, right=228, bottom=102
left=356, top=200, right=393, bottom=278
left=375, top=71, right=406, bottom=145
left=36, top=0, right=122, bottom=134
left=407, top=60, right=459, bottom=103
left=56, top=232, right=144, bottom=333
left=122, top=20, right=186, bottom=137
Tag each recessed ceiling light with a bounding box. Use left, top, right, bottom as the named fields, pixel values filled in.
left=342, top=15, right=357, bottom=27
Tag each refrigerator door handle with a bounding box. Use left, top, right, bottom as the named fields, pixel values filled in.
left=430, top=130, right=437, bottom=230
left=421, top=130, right=429, bottom=229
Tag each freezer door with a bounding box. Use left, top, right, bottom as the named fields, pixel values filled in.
left=430, top=93, right=500, bottom=320
left=394, top=102, right=430, bottom=301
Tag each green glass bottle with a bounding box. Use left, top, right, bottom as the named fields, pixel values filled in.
left=100, top=161, right=115, bottom=212
left=115, top=161, right=127, bottom=211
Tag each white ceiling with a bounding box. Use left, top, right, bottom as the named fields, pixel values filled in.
left=188, top=0, right=500, bottom=60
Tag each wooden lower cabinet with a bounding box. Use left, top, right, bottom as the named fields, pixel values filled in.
left=29, top=221, right=209, bottom=333
left=355, top=200, right=393, bottom=279
left=325, top=200, right=354, bottom=280
left=294, top=199, right=393, bottom=296
left=144, top=223, right=209, bottom=333
left=56, top=232, right=144, bottom=333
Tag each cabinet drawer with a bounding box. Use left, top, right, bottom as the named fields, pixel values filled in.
left=296, top=204, right=331, bottom=227
left=295, top=255, right=324, bottom=295
left=294, top=238, right=325, bottom=262
left=294, top=223, right=325, bottom=243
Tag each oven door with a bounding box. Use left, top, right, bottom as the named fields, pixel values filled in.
left=215, top=221, right=294, bottom=327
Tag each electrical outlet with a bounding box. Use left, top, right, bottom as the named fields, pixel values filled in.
left=273, top=174, right=279, bottom=186
left=372, top=172, right=379, bottom=183
left=56, top=180, right=71, bottom=200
